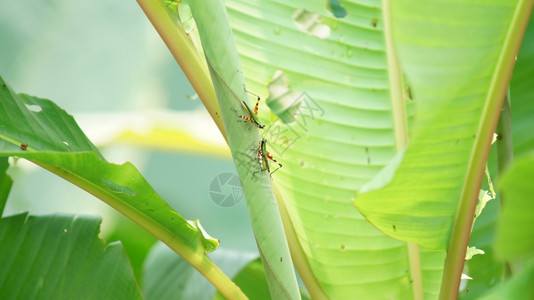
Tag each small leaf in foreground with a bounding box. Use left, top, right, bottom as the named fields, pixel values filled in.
left=0, top=213, right=142, bottom=299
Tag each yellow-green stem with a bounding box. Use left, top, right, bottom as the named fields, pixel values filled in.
left=383, top=0, right=423, bottom=299
left=32, top=160, right=247, bottom=300
left=439, top=2, right=533, bottom=299
left=137, top=0, right=226, bottom=140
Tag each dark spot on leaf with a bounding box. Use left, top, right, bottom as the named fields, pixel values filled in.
left=466, top=288, right=469, bottom=293
left=280, top=257, right=283, bottom=262
left=340, top=244, right=346, bottom=251
left=405, top=86, right=413, bottom=100
left=371, top=18, right=378, bottom=27
left=393, top=225, right=396, bottom=231
left=327, top=0, right=347, bottom=18
left=20, top=144, right=28, bottom=150
left=496, top=133, right=503, bottom=140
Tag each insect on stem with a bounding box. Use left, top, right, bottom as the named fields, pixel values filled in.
left=253, top=138, right=282, bottom=176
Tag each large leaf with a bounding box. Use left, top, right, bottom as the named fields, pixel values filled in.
left=355, top=0, right=529, bottom=250
left=0, top=156, right=11, bottom=214
left=353, top=0, right=531, bottom=297
left=186, top=1, right=301, bottom=299
left=0, top=76, right=245, bottom=299
left=223, top=0, right=434, bottom=298
left=510, top=10, right=534, bottom=155
left=0, top=213, right=142, bottom=299
left=462, top=14, right=534, bottom=299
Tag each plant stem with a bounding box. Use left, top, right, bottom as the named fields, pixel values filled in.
left=136, top=0, right=226, bottom=140
left=32, top=159, right=247, bottom=300
left=439, top=2, right=533, bottom=299
left=383, top=0, right=423, bottom=299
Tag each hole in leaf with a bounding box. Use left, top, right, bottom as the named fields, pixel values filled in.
left=266, top=70, right=303, bottom=123
left=25, top=104, right=42, bottom=112
left=292, top=9, right=331, bottom=39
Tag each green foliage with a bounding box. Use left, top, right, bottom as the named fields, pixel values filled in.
left=495, top=154, right=534, bottom=259
left=355, top=0, right=524, bottom=250
left=187, top=0, right=301, bottom=298
left=0, top=157, right=11, bottom=213
left=478, top=258, right=534, bottom=300
left=0, top=77, right=207, bottom=257
left=0, top=75, right=246, bottom=299
left=1, top=0, right=533, bottom=299
left=0, top=213, right=142, bottom=299
left=143, top=243, right=257, bottom=299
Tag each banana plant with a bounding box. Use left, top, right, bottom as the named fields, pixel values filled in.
left=1, top=0, right=534, bottom=299
left=138, top=0, right=533, bottom=299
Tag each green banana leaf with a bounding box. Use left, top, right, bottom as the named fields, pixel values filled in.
left=462, top=13, right=534, bottom=299
left=478, top=257, right=534, bottom=300
left=0, top=76, right=245, bottom=299
left=187, top=0, right=301, bottom=299
left=511, top=13, right=534, bottom=156
left=223, top=0, right=433, bottom=298
left=141, top=0, right=532, bottom=298
left=0, top=157, right=11, bottom=213
left=0, top=213, right=142, bottom=299
left=495, top=154, right=534, bottom=259
left=222, top=0, right=531, bottom=298
left=355, top=0, right=529, bottom=250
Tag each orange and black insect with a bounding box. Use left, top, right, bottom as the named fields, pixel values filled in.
left=237, top=89, right=264, bottom=129
left=20, top=143, right=28, bottom=150
left=254, top=138, right=282, bottom=175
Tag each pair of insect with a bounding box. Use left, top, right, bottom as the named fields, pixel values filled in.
left=236, top=90, right=282, bottom=176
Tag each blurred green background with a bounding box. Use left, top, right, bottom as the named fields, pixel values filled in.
left=0, top=0, right=257, bottom=281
